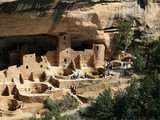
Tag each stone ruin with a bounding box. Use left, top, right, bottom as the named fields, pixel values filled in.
left=0, top=33, right=108, bottom=117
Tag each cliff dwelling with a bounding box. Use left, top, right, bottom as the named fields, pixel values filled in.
left=0, top=34, right=57, bottom=70
left=0, top=33, right=107, bottom=117
left=0, top=0, right=159, bottom=119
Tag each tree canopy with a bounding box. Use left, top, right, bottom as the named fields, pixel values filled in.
left=114, top=22, right=132, bottom=55
left=80, top=72, right=160, bottom=119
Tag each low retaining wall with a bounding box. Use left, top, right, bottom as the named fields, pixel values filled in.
left=77, top=83, right=106, bottom=94
left=17, top=91, right=49, bottom=103
left=58, top=79, right=103, bottom=89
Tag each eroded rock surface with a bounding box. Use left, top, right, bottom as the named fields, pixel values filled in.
left=0, top=0, right=159, bottom=57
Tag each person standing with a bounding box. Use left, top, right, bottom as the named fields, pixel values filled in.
left=119, top=62, right=122, bottom=69
left=104, top=62, right=107, bottom=68
left=108, top=70, right=110, bottom=76
left=84, top=72, right=87, bottom=78
left=123, top=61, right=126, bottom=69
left=77, top=71, right=79, bottom=79
left=103, top=71, right=105, bottom=78
left=109, top=63, right=112, bottom=70
left=126, top=62, right=128, bottom=69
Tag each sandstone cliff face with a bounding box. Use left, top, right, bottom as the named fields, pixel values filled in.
left=0, top=0, right=159, bottom=57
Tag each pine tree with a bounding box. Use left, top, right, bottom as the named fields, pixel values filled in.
left=114, top=22, right=132, bottom=55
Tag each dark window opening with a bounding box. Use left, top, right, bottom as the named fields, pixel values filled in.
left=64, top=36, right=66, bottom=40
left=40, top=65, right=43, bottom=68
left=0, top=53, right=2, bottom=56
left=26, top=66, right=28, bottom=69
left=64, top=59, right=67, bottom=62
left=96, top=46, right=99, bottom=51
left=71, top=42, right=93, bottom=51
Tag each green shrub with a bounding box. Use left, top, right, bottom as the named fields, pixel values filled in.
left=46, top=98, right=65, bottom=112
left=46, top=93, right=79, bottom=113
left=41, top=111, right=54, bottom=120
left=78, top=83, right=89, bottom=88
left=63, top=94, right=79, bottom=110
left=30, top=111, right=67, bottom=120
left=63, top=114, right=78, bottom=120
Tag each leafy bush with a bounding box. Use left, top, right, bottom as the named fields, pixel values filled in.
left=63, top=114, right=78, bottom=120
left=63, top=94, right=79, bottom=110
left=78, top=83, right=89, bottom=88
left=41, top=111, right=54, bottom=120
left=46, top=99, right=65, bottom=112
left=30, top=111, right=71, bottom=120
left=46, top=93, right=79, bottom=113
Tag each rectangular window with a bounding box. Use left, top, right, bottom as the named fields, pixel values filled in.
left=26, top=66, right=28, bottom=69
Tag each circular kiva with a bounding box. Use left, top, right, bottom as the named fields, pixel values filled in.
left=28, top=83, right=48, bottom=94
left=0, top=99, right=19, bottom=111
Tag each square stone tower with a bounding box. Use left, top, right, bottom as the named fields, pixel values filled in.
left=57, top=34, right=71, bottom=67
left=93, top=44, right=105, bottom=68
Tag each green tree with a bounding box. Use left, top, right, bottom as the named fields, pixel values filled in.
left=79, top=72, right=160, bottom=120
left=83, top=88, right=114, bottom=119
left=140, top=70, right=160, bottom=119
left=114, top=78, right=141, bottom=120
left=131, top=48, right=146, bottom=72
left=133, top=55, right=146, bottom=72
left=114, top=22, right=132, bottom=55
left=149, top=40, right=160, bottom=71
left=132, top=47, right=145, bottom=58
left=113, top=90, right=126, bottom=119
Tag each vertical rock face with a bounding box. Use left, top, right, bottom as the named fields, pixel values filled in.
left=0, top=0, right=159, bottom=57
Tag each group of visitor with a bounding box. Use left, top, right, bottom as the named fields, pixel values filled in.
left=103, top=61, right=112, bottom=78
left=119, top=61, right=131, bottom=69
left=103, top=60, right=132, bottom=78
left=72, top=71, right=87, bottom=80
